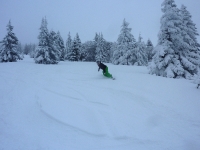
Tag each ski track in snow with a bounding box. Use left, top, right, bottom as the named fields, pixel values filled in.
left=33, top=67, right=153, bottom=139
left=38, top=83, right=138, bottom=138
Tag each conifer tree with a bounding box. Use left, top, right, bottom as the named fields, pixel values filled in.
left=149, top=0, right=185, bottom=78
left=0, top=20, right=21, bottom=62
left=34, top=18, right=49, bottom=63
left=76, top=33, right=82, bottom=61
left=113, top=19, right=136, bottom=65
left=110, top=42, right=117, bottom=63
left=95, top=33, right=107, bottom=62
left=70, top=36, right=79, bottom=61
left=29, top=44, right=36, bottom=58
left=149, top=0, right=200, bottom=79
left=16, top=42, right=24, bottom=59
left=135, top=34, right=148, bottom=66
left=179, top=5, right=200, bottom=78
left=146, top=39, right=154, bottom=62
left=81, top=41, right=96, bottom=62
left=79, top=42, right=87, bottom=62
left=94, top=33, right=99, bottom=43
left=24, top=44, right=30, bottom=55
left=56, top=31, right=65, bottom=61
left=68, top=33, right=81, bottom=61
left=65, top=32, right=73, bottom=60
left=79, top=45, right=86, bottom=61
left=16, top=42, right=23, bottom=55
left=34, top=18, right=60, bottom=64
left=180, top=5, right=199, bottom=49
left=104, top=41, right=112, bottom=63
left=49, top=30, right=61, bottom=59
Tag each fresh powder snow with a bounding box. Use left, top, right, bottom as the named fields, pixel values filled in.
left=0, top=56, right=200, bottom=150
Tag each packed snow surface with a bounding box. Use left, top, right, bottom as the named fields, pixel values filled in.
left=0, top=56, right=200, bottom=150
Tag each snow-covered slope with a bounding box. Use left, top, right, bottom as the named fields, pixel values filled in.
left=0, top=56, right=200, bottom=150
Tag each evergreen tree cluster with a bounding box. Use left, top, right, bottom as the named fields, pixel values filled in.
left=1, top=0, right=199, bottom=81
left=0, top=18, right=154, bottom=65
left=149, top=0, right=200, bottom=79
left=111, top=19, right=153, bottom=66
left=95, top=33, right=110, bottom=63
left=80, top=41, right=96, bottom=62
left=65, top=32, right=111, bottom=63
left=34, top=18, right=65, bottom=64
left=66, top=33, right=82, bottom=61
left=24, top=43, right=36, bottom=57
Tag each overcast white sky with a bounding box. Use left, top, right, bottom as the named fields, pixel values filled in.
left=0, top=0, right=200, bottom=46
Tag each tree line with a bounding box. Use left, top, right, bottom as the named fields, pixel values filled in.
left=0, top=18, right=153, bottom=65
left=0, top=0, right=199, bottom=82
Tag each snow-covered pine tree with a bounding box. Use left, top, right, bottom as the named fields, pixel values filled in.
left=75, top=33, right=82, bottom=61
left=104, top=41, right=112, bottom=63
left=16, top=42, right=24, bottom=59
left=46, top=30, right=61, bottom=64
left=93, top=32, right=99, bottom=51
left=146, top=39, right=154, bottom=62
left=24, top=44, right=30, bottom=55
left=110, top=42, right=117, bottom=63
left=179, top=5, right=200, bottom=78
left=34, top=18, right=60, bottom=64
left=94, top=33, right=99, bottom=43
left=81, top=41, right=96, bottom=62
left=29, top=44, right=36, bottom=58
left=34, top=18, right=48, bottom=63
left=95, top=33, right=107, bottom=62
left=79, top=46, right=87, bottom=62
left=49, top=30, right=61, bottom=59
left=180, top=5, right=200, bottom=50
left=70, top=36, right=79, bottom=61
left=16, top=42, right=23, bottom=55
left=148, top=0, right=185, bottom=78
left=79, top=42, right=87, bottom=62
left=0, top=20, right=21, bottom=62
left=135, top=34, right=148, bottom=66
left=113, top=19, right=136, bottom=65
left=65, top=32, right=73, bottom=60
left=56, top=31, right=65, bottom=61
left=23, top=43, right=36, bottom=57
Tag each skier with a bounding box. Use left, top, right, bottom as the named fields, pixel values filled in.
left=96, top=61, right=114, bottom=79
